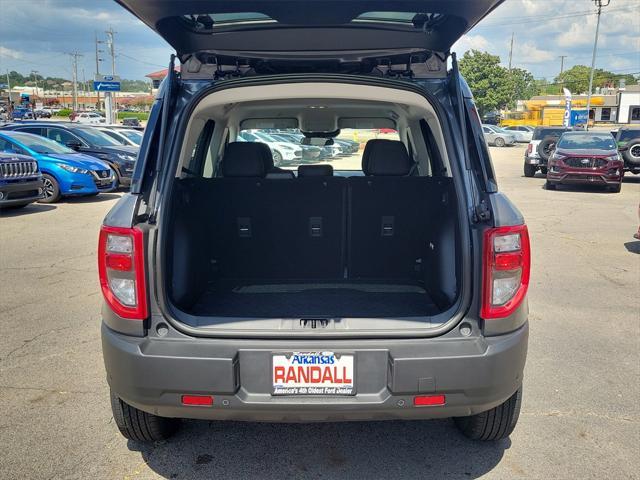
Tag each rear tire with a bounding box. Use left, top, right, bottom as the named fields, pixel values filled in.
left=545, top=180, right=557, bottom=190
left=540, top=166, right=548, bottom=175
left=523, top=163, right=537, bottom=177
left=110, top=390, right=179, bottom=442
left=494, top=137, right=506, bottom=147
left=454, top=387, right=522, bottom=441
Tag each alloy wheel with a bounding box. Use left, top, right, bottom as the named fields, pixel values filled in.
left=42, top=177, right=55, bottom=199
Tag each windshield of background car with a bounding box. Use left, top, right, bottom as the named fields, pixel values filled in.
left=617, top=128, right=640, bottom=142
left=557, top=133, right=616, bottom=151
left=74, top=127, right=121, bottom=147
left=3, top=132, right=75, bottom=154
left=533, top=128, right=568, bottom=140
left=238, top=128, right=399, bottom=170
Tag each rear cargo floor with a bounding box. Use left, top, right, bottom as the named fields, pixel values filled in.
left=190, top=279, right=440, bottom=318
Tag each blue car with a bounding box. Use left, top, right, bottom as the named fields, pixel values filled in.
left=0, top=131, right=116, bottom=203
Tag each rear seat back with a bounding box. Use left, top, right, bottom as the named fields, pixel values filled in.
left=199, top=142, right=345, bottom=280
left=171, top=140, right=453, bottom=287
left=348, top=140, right=450, bottom=279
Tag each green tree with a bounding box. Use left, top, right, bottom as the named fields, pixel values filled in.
left=507, top=68, right=540, bottom=107
left=458, top=50, right=511, bottom=116
left=555, top=65, right=638, bottom=94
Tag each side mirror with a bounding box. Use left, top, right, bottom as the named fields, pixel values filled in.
left=65, top=141, right=82, bottom=150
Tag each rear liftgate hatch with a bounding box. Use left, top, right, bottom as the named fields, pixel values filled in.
left=116, top=0, right=504, bottom=75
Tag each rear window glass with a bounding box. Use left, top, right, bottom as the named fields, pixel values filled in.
left=533, top=128, right=569, bottom=140
left=617, top=128, right=640, bottom=142
left=238, top=128, right=399, bottom=171
left=557, top=133, right=616, bottom=150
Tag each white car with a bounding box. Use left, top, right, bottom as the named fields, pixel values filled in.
left=502, top=126, right=534, bottom=143
left=481, top=124, right=516, bottom=147
left=95, top=126, right=141, bottom=147
left=74, top=112, right=105, bottom=125
left=238, top=130, right=302, bottom=164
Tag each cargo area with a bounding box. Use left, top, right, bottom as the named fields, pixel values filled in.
left=160, top=82, right=464, bottom=330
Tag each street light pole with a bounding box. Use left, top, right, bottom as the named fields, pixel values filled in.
left=585, top=0, right=610, bottom=130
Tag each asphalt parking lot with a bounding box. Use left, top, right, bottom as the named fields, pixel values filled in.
left=1, top=144, right=638, bottom=480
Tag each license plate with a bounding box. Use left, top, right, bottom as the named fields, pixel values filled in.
left=272, top=352, right=354, bottom=395
left=528, top=158, right=539, bottom=165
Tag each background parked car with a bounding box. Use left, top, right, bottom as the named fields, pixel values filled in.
left=615, top=126, right=640, bottom=175
left=0, top=151, right=43, bottom=209
left=96, top=126, right=140, bottom=147
left=72, top=112, right=106, bottom=125
left=1, top=122, right=138, bottom=187
left=523, top=126, right=572, bottom=178
left=0, top=131, right=116, bottom=202
left=502, top=125, right=534, bottom=143
left=121, top=117, right=141, bottom=127
left=238, top=130, right=302, bottom=165
left=34, top=109, right=52, bottom=119
left=11, top=108, right=34, bottom=120
left=546, top=131, right=623, bottom=193
left=268, top=133, right=323, bottom=161
left=482, top=124, right=516, bottom=147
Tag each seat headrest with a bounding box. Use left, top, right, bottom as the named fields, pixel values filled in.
left=222, top=142, right=272, bottom=177
left=362, top=139, right=412, bottom=176
left=298, top=164, right=334, bottom=177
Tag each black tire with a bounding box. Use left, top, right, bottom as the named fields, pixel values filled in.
left=523, top=163, right=537, bottom=177
left=537, top=136, right=558, bottom=161
left=540, top=166, right=548, bottom=175
left=621, top=138, right=640, bottom=167
left=110, top=391, right=179, bottom=442
left=39, top=174, right=61, bottom=203
left=494, top=137, right=506, bottom=147
left=454, top=387, right=522, bottom=441
left=608, top=183, right=622, bottom=193
left=545, top=180, right=557, bottom=190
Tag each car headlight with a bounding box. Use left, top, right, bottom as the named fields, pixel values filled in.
left=59, top=164, right=89, bottom=174
left=606, top=154, right=621, bottom=162
left=279, top=144, right=294, bottom=151
left=116, top=153, right=137, bottom=162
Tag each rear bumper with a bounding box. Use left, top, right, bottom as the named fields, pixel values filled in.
left=524, top=155, right=543, bottom=165
left=102, top=322, right=528, bottom=422
left=0, top=178, right=43, bottom=206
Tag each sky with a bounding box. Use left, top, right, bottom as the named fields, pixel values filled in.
left=0, top=0, right=638, bottom=82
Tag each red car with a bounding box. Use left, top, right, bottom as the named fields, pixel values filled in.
left=546, top=131, right=624, bottom=193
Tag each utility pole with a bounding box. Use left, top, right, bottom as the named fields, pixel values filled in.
left=508, top=32, right=514, bottom=71
left=105, top=27, right=117, bottom=122
left=5, top=70, right=12, bottom=115
left=31, top=70, right=39, bottom=99
left=585, top=0, right=610, bottom=130
left=558, top=55, right=568, bottom=91
left=95, top=31, right=103, bottom=110
left=69, top=52, right=83, bottom=111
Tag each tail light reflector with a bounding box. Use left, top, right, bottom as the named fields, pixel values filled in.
left=527, top=144, right=532, bottom=155
left=414, top=394, right=446, bottom=406
left=98, top=225, right=148, bottom=320
left=182, top=395, right=214, bottom=406
left=481, top=225, right=530, bottom=319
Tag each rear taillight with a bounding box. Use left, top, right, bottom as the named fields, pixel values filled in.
left=98, top=225, right=148, bottom=320
left=481, top=225, right=530, bottom=319
left=526, top=144, right=532, bottom=155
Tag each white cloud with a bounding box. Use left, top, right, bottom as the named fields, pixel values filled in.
left=453, top=34, right=491, bottom=54
left=516, top=42, right=554, bottom=63
left=0, top=46, right=23, bottom=60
